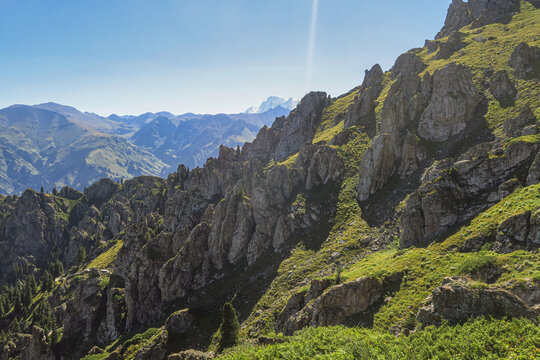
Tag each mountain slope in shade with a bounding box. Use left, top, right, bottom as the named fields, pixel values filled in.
left=129, top=108, right=292, bottom=169
left=0, top=103, right=292, bottom=194
left=0, top=105, right=166, bottom=194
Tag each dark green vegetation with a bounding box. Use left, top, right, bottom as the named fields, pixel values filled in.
left=0, top=1, right=539, bottom=359
left=217, top=318, right=540, bottom=360
left=218, top=303, right=240, bottom=353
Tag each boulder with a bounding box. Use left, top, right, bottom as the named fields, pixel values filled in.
left=435, top=31, right=466, bottom=60
left=489, top=70, right=517, bottom=108
left=417, top=277, right=539, bottom=326
left=280, top=277, right=383, bottom=335
left=503, top=105, right=537, bottom=137
left=165, top=309, right=194, bottom=336
left=168, top=350, right=214, bottom=360
left=509, top=42, right=540, bottom=80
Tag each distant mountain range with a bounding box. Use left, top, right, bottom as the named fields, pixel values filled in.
left=0, top=97, right=293, bottom=194
left=245, top=96, right=298, bottom=114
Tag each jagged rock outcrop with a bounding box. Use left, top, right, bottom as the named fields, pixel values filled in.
left=400, top=137, right=539, bottom=248
left=357, top=134, right=402, bottom=201
left=165, top=309, right=194, bottom=336
left=278, top=277, right=383, bottom=335
left=509, top=42, right=540, bottom=80
left=97, top=287, right=126, bottom=345
left=0, top=189, right=68, bottom=284
left=489, top=70, right=517, bottom=107
left=437, top=0, right=521, bottom=39
left=356, top=54, right=428, bottom=201
left=63, top=269, right=110, bottom=343
left=417, top=277, right=539, bottom=326
left=435, top=31, right=466, bottom=60
left=242, top=92, right=328, bottom=162
left=85, top=178, right=120, bottom=207
left=390, top=52, right=427, bottom=80
left=344, top=64, right=384, bottom=132
left=503, top=105, right=537, bottom=137
left=493, top=209, right=540, bottom=252
left=58, top=186, right=83, bottom=200
left=132, top=330, right=168, bottom=360
left=1, top=327, right=54, bottom=360
left=418, top=63, right=482, bottom=142
left=527, top=150, right=540, bottom=185
left=302, top=145, right=344, bottom=190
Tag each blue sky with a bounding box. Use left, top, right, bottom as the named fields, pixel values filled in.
left=0, top=0, right=450, bottom=116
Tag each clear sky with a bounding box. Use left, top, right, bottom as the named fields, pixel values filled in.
left=0, top=0, right=450, bottom=116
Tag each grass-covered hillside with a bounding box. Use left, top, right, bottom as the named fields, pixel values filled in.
left=0, top=1, right=539, bottom=360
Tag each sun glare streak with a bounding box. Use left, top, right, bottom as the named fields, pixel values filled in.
left=307, top=0, right=319, bottom=90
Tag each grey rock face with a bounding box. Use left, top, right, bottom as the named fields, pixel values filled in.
left=0, top=189, right=67, bottom=284
left=357, top=134, right=401, bottom=201
left=493, top=210, right=540, bottom=252
left=303, top=145, right=344, bottom=190
left=63, top=269, right=109, bottom=343
left=527, top=150, right=540, bottom=185
left=58, top=186, right=83, bottom=200
left=279, top=277, right=383, bottom=335
left=417, top=277, right=538, bottom=326
left=85, top=178, right=120, bottom=206
left=435, top=31, right=466, bottom=60
left=390, top=53, right=427, bottom=80
left=400, top=138, right=539, bottom=248
left=380, top=71, right=423, bottom=134
left=165, top=309, right=194, bottom=336
left=271, top=92, right=328, bottom=162
left=437, top=0, right=474, bottom=39
left=97, top=287, right=126, bottom=346
left=489, top=70, right=517, bottom=108
left=509, top=42, right=540, bottom=80
left=503, top=105, right=537, bottom=137
left=437, top=0, right=521, bottom=39
left=418, top=63, right=481, bottom=142
left=344, top=64, right=384, bottom=132
left=1, top=326, right=55, bottom=360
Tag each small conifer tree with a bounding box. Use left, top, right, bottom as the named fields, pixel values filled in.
left=218, top=302, right=240, bottom=352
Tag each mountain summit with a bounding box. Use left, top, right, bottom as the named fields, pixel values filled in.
left=245, top=96, right=299, bottom=114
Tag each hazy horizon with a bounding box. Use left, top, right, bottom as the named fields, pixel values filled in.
left=0, top=0, right=449, bottom=116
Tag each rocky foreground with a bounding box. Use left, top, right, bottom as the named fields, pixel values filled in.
left=0, top=0, right=539, bottom=359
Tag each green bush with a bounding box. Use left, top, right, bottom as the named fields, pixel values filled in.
left=457, top=254, right=497, bottom=276
left=217, top=318, right=540, bottom=359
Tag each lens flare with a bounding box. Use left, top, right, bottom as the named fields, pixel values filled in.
left=307, top=0, right=319, bottom=90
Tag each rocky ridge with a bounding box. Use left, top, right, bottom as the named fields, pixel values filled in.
left=0, top=1, right=539, bottom=359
